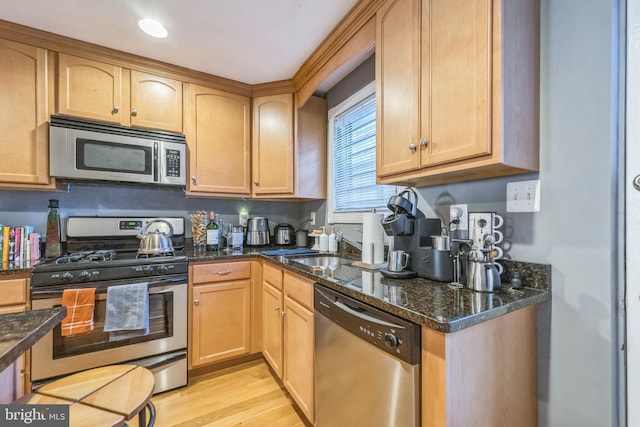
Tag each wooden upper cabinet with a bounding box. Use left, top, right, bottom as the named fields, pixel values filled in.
left=376, top=0, right=422, bottom=177
left=185, top=84, right=251, bottom=196
left=130, top=70, right=183, bottom=132
left=377, top=0, right=539, bottom=186
left=252, top=94, right=327, bottom=199
left=425, top=0, right=491, bottom=166
left=0, top=39, right=49, bottom=185
left=252, top=93, right=295, bottom=196
left=57, top=53, right=124, bottom=124
left=57, top=54, right=183, bottom=132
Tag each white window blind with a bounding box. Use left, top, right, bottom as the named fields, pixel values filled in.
left=327, top=81, right=397, bottom=223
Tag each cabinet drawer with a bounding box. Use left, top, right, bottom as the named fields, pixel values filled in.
left=191, top=261, right=251, bottom=284
left=0, top=279, right=27, bottom=307
left=263, top=263, right=283, bottom=290
left=283, top=272, right=313, bottom=310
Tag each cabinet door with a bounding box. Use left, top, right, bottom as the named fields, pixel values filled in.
left=283, top=296, right=314, bottom=422
left=262, top=281, right=284, bottom=378
left=376, top=0, right=423, bottom=177
left=130, top=70, right=183, bottom=132
left=252, top=93, right=294, bottom=195
left=422, top=0, right=491, bottom=166
left=191, top=280, right=251, bottom=367
left=0, top=39, right=49, bottom=185
left=185, top=84, right=251, bottom=195
left=57, top=53, right=123, bottom=123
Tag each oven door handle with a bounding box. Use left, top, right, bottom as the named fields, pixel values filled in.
left=31, top=275, right=187, bottom=300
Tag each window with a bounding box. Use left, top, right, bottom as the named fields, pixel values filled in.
left=327, top=81, right=397, bottom=223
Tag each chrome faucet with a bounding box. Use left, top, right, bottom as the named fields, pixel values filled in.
left=335, top=231, right=363, bottom=251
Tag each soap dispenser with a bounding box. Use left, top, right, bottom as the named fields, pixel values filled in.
left=328, top=226, right=338, bottom=253
left=319, top=226, right=329, bottom=252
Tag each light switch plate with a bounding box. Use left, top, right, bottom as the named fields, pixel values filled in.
left=506, top=180, right=541, bottom=212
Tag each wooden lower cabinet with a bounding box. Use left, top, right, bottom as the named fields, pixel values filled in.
left=0, top=276, right=29, bottom=403
left=421, top=305, right=537, bottom=427
left=282, top=292, right=314, bottom=421
left=262, top=280, right=284, bottom=377
left=262, top=263, right=315, bottom=423
left=190, top=261, right=259, bottom=369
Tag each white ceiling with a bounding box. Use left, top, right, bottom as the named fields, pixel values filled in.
left=0, top=0, right=360, bottom=85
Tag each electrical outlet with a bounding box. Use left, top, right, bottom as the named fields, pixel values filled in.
left=310, top=212, right=316, bottom=225
left=450, top=204, right=468, bottom=230
left=506, top=180, right=541, bottom=212
left=239, top=211, right=249, bottom=227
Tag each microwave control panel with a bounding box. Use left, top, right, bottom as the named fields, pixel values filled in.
left=166, top=149, right=182, bottom=177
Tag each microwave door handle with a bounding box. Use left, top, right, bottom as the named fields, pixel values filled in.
left=153, top=141, right=159, bottom=183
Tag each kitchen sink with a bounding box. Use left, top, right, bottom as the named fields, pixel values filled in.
left=289, top=255, right=354, bottom=268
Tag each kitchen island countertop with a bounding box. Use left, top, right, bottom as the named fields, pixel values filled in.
left=187, top=248, right=551, bottom=333
left=0, top=307, right=66, bottom=372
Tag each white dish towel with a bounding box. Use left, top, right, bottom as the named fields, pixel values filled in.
left=104, top=282, right=150, bottom=341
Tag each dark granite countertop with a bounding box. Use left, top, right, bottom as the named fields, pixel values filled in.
left=0, top=260, right=40, bottom=276
left=185, top=247, right=551, bottom=333
left=0, top=307, right=66, bottom=372
left=1, top=245, right=550, bottom=335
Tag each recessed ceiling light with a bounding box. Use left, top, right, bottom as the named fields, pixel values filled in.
left=138, top=18, right=168, bottom=38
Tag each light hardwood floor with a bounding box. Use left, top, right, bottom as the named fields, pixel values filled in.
left=141, top=358, right=308, bottom=426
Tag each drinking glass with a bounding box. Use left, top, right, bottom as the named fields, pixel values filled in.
left=223, top=223, right=234, bottom=252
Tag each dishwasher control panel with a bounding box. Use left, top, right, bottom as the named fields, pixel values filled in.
left=314, top=283, right=421, bottom=365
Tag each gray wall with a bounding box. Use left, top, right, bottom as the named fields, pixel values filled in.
left=0, top=184, right=307, bottom=240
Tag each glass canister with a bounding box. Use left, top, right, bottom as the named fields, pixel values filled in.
left=190, top=211, right=207, bottom=254
left=45, top=199, right=62, bottom=258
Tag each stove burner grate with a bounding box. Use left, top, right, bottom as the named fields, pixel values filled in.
left=136, top=251, right=176, bottom=259
left=55, top=250, right=118, bottom=264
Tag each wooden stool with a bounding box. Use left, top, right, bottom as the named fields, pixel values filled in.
left=17, top=365, right=155, bottom=427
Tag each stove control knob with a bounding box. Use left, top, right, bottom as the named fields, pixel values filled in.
left=158, top=265, right=169, bottom=274
left=79, top=270, right=92, bottom=281
left=143, top=266, right=154, bottom=276
left=384, top=333, right=400, bottom=348
left=62, top=272, right=74, bottom=281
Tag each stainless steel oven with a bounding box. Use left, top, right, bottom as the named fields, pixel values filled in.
left=30, top=216, right=188, bottom=394
left=31, top=277, right=187, bottom=393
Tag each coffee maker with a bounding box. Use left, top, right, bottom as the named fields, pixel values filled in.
left=381, top=189, right=460, bottom=282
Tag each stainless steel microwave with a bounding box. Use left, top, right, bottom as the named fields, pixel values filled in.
left=49, top=115, right=186, bottom=187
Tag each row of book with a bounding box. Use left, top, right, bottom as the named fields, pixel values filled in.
left=1, top=225, right=41, bottom=265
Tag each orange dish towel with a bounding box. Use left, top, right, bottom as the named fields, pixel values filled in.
left=61, top=288, right=96, bottom=337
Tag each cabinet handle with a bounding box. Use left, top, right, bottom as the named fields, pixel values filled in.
left=194, top=299, right=200, bottom=306
left=408, top=143, right=417, bottom=151
left=281, top=311, right=286, bottom=316
left=420, top=138, right=427, bottom=147
left=215, top=270, right=233, bottom=276
left=131, top=108, right=138, bottom=117
left=112, top=105, right=120, bottom=113
left=275, top=306, right=280, bottom=311
left=192, top=176, right=198, bottom=185
left=253, top=180, right=259, bottom=186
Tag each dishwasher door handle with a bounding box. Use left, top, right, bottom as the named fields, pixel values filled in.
left=333, top=299, right=404, bottom=329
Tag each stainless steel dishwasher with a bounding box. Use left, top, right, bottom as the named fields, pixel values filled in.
left=314, top=283, right=421, bottom=427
